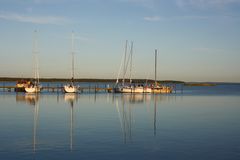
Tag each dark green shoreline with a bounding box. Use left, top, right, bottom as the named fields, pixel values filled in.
left=0, top=77, right=184, bottom=84
left=2, top=77, right=239, bottom=86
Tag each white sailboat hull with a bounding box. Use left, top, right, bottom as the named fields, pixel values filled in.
left=114, top=86, right=131, bottom=93
left=143, top=87, right=152, bottom=93
left=64, top=85, right=78, bottom=93
left=115, top=86, right=144, bottom=93
left=132, top=86, right=144, bottom=93
left=152, top=86, right=172, bottom=93
left=122, top=87, right=132, bottom=93
left=25, top=86, right=41, bottom=93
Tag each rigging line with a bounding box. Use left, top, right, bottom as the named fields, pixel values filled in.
left=123, top=41, right=132, bottom=82
left=115, top=43, right=126, bottom=85
left=122, top=40, right=128, bottom=85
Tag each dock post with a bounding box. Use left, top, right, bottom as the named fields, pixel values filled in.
left=175, top=84, right=176, bottom=94
left=181, top=84, right=183, bottom=94
left=47, top=83, right=49, bottom=92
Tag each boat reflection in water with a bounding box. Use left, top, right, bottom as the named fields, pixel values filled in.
left=32, top=94, right=39, bottom=153
left=16, top=94, right=40, bottom=153
left=115, top=93, right=175, bottom=142
left=115, top=94, right=149, bottom=143
left=64, top=93, right=78, bottom=151
left=16, top=93, right=39, bottom=106
left=115, top=95, right=133, bottom=143
left=14, top=93, right=175, bottom=150
left=120, top=93, right=151, bottom=104
left=16, top=93, right=78, bottom=152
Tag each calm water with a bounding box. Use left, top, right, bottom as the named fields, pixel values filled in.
left=0, top=84, right=240, bottom=160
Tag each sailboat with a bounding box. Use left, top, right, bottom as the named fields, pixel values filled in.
left=115, top=41, right=144, bottom=93
left=64, top=32, right=79, bottom=93
left=25, top=30, right=42, bottom=93
left=152, top=49, right=172, bottom=93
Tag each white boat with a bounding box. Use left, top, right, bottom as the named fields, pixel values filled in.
left=120, top=85, right=143, bottom=93
left=132, top=85, right=144, bottom=93
left=64, top=83, right=78, bottom=93
left=25, top=30, right=42, bottom=93
left=143, top=86, right=152, bottom=93
left=64, top=32, right=79, bottom=93
left=25, top=85, right=41, bottom=93
left=152, top=85, right=172, bottom=93
left=121, top=86, right=132, bottom=93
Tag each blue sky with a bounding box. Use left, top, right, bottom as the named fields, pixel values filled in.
left=0, top=0, right=240, bottom=82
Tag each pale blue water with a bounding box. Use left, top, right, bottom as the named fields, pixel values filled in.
left=0, top=84, right=240, bottom=160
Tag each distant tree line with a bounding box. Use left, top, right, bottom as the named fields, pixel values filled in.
left=0, top=77, right=185, bottom=84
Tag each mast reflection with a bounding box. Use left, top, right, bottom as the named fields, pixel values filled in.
left=114, top=93, right=176, bottom=141
left=16, top=93, right=40, bottom=153
left=64, top=93, right=77, bottom=151
left=115, top=94, right=151, bottom=143
left=154, top=95, right=157, bottom=136
left=32, top=94, right=39, bottom=152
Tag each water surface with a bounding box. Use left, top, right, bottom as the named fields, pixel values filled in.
left=0, top=85, right=240, bottom=160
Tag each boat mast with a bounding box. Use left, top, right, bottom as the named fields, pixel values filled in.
left=115, top=50, right=125, bottom=85
left=71, top=31, right=75, bottom=83
left=122, top=40, right=128, bottom=86
left=33, top=30, right=39, bottom=86
left=129, top=41, right=133, bottom=84
left=155, top=49, right=157, bottom=87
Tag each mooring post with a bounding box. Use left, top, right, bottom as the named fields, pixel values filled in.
left=181, top=84, right=183, bottom=94
left=175, top=84, right=176, bottom=94
left=47, top=83, right=49, bottom=92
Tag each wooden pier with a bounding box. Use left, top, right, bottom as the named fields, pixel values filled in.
left=0, top=83, right=180, bottom=94
left=0, top=85, right=113, bottom=93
